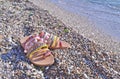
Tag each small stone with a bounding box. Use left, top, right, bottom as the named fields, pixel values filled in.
left=84, top=73, right=89, bottom=79
left=0, top=35, right=3, bottom=41
left=45, top=67, right=49, bottom=70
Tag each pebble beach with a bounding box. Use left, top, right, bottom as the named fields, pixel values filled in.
left=0, top=0, right=120, bottom=79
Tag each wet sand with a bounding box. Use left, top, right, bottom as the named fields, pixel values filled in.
left=31, top=0, right=120, bottom=53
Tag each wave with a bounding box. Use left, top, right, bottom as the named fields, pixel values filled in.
left=89, top=0, right=120, bottom=11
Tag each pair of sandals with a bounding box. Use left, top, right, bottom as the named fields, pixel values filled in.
left=20, top=31, right=71, bottom=66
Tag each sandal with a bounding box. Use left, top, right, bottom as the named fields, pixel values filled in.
left=28, top=45, right=54, bottom=66
left=20, top=35, right=54, bottom=66
left=20, top=31, right=71, bottom=49
left=39, top=31, right=71, bottom=49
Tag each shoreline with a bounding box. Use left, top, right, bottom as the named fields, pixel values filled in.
left=31, top=0, right=120, bottom=53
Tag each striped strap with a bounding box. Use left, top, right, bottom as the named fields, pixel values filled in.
left=23, top=34, right=44, bottom=53
left=51, top=36, right=58, bottom=48
left=38, top=31, right=60, bottom=48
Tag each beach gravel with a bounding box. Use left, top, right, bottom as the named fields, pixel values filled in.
left=0, top=0, right=120, bottom=79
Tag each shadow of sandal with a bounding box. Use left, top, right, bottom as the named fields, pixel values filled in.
left=1, top=45, right=31, bottom=69
left=0, top=45, right=46, bottom=78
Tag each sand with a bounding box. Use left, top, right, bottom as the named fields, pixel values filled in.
left=31, top=0, right=120, bottom=53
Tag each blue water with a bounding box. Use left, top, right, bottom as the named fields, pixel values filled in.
left=49, top=0, right=120, bottom=40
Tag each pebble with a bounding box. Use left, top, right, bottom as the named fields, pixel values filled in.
left=0, top=35, right=3, bottom=41
left=84, top=73, right=90, bottom=79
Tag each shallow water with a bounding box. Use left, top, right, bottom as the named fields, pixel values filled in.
left=49, top=0, right=120, bottom=40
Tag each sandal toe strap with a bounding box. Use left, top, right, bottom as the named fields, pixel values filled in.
left=29, top=50, right=51, bottom=61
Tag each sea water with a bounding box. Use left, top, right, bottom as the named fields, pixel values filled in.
left=49, top=0, right=120, bottom=40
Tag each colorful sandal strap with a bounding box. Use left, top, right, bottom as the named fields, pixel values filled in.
left=23, top=34, right=45, bottom=53
left=27, top=44, right=48, bottom=58
left=49, top=35, right=54, bottom=47
left=44, top=32, right=50, bottom=40
left=51, top=36, right=58, bottom=48
left=23, top=35, right=37, bottom=53
left=39, top=31, right=44, bottom=38
left=40, top=31, right=60, bottom=48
